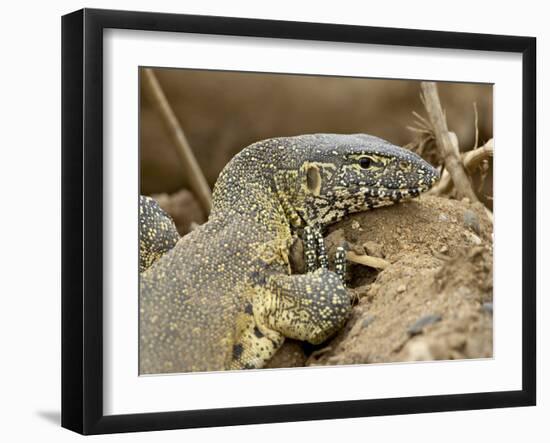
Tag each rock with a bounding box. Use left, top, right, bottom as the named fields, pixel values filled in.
left=463, top=209, right=481, bottom=235
left=401, top=340, right=435, bottom=361
left=362, top=241, right=385, bottom=258
left=361, top=315, right=375, bottom=329
left=467, top=232, right=482, bottom=245
left=350, top=243, right=366, bottom=255
left=397, top=284, right=407, bottom=293
left=482, top=302, right=493, bottom=315
left=325, top=228, right=346, bottom=254
left=407, top=314, right=442, bottom=335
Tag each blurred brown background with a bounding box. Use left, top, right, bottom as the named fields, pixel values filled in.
left=140, top=68, right=492, bottom=196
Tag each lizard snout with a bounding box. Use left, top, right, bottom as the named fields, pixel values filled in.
left=423, top=163, right=440, bottom=189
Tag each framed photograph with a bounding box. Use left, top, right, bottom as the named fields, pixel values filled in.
left=61, top=8, right=536, bottom=435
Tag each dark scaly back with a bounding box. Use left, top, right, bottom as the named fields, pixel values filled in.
left=140, top=161, right=291, bottom=373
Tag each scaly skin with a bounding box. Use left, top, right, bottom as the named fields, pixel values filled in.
left=139, top=195, right=180, bottom=273
left=139, top=134, right=439, bottom=374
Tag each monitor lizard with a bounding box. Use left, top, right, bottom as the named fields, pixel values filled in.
left=139, top=133, right=439, bottom=374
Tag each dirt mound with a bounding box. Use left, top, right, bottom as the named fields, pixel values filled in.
left=270, top=195, right=493, bottom=368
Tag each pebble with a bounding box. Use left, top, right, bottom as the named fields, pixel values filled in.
left=361, top=315, right=375, bottom=329
left=438, top=213, right=449, bottom=222
left=463, top=210, right=481, bottom=235
left=402, top=340, right=435, bottom=361
left=362, top=240, right=384, bottom=258
left=407, top=314, right=442, bottom=335
left=397, top=284, right=407, bottom=293
left=482, top=302, right=493, bottom=315
left=439, top=245, right=448, bottom=253
left=467, top=232, right=482, bottom=245
left=351, top=220, right=361, bottom=230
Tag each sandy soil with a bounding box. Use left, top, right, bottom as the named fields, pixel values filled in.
left=268, top=195, right=493, bottom=368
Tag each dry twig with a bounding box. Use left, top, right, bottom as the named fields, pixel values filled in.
left=420, top=82, right=479, bottom=202
left=142, top=68, right=212, bottom=214
left=347, top=251, right=390, bottom=270
left=473, top=102, right=479, bottom=150
left=428, top=138, right=494, bottom=196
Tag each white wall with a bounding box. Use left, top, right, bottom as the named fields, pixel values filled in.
left=0, top=1, right=546, bottom=441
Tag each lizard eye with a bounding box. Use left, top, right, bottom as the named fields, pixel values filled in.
left=359, top=157, right=372, bottom=169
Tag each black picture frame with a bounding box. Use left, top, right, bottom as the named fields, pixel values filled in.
left=61, top=8, right=536, bottom=435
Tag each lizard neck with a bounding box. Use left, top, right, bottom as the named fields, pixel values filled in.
left=273, top=172, right=331, bottom=233
left=273, top=172, right=306, bottom=230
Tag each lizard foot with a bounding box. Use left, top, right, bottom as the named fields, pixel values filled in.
left=260, top=270, right=352, bottom=345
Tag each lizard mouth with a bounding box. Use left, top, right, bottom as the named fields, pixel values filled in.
left=364, top=186, right=426, bottom=200
left=362, top=179, right=436, bottom=201
left=331, top=176, right=437, bottom=203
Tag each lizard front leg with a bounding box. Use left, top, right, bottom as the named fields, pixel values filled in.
left=227, top=310, right=285, bottom=370
left=303, top=226, right=319, bottom=273
left=303, top=226, right=347, bottom=284
left=228, top=270, right=351, bottom=370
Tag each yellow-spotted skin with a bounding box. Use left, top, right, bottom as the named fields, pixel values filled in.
left=139, top=196, right=180, bottom=273
left=139, top=134, right=439, bottom=374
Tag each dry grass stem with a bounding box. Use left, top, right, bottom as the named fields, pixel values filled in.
left=142, top=68, right=212, bottom=214
left=347, top=251, right=390, bottom=270
left=427, top=138, right=494, bottom=198
left=473, top=102, right=479, bottom=149
left=420, top=82, right=479, bottom=202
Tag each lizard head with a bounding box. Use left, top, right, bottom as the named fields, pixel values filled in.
left=274, top=133, right=439, bottom=228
